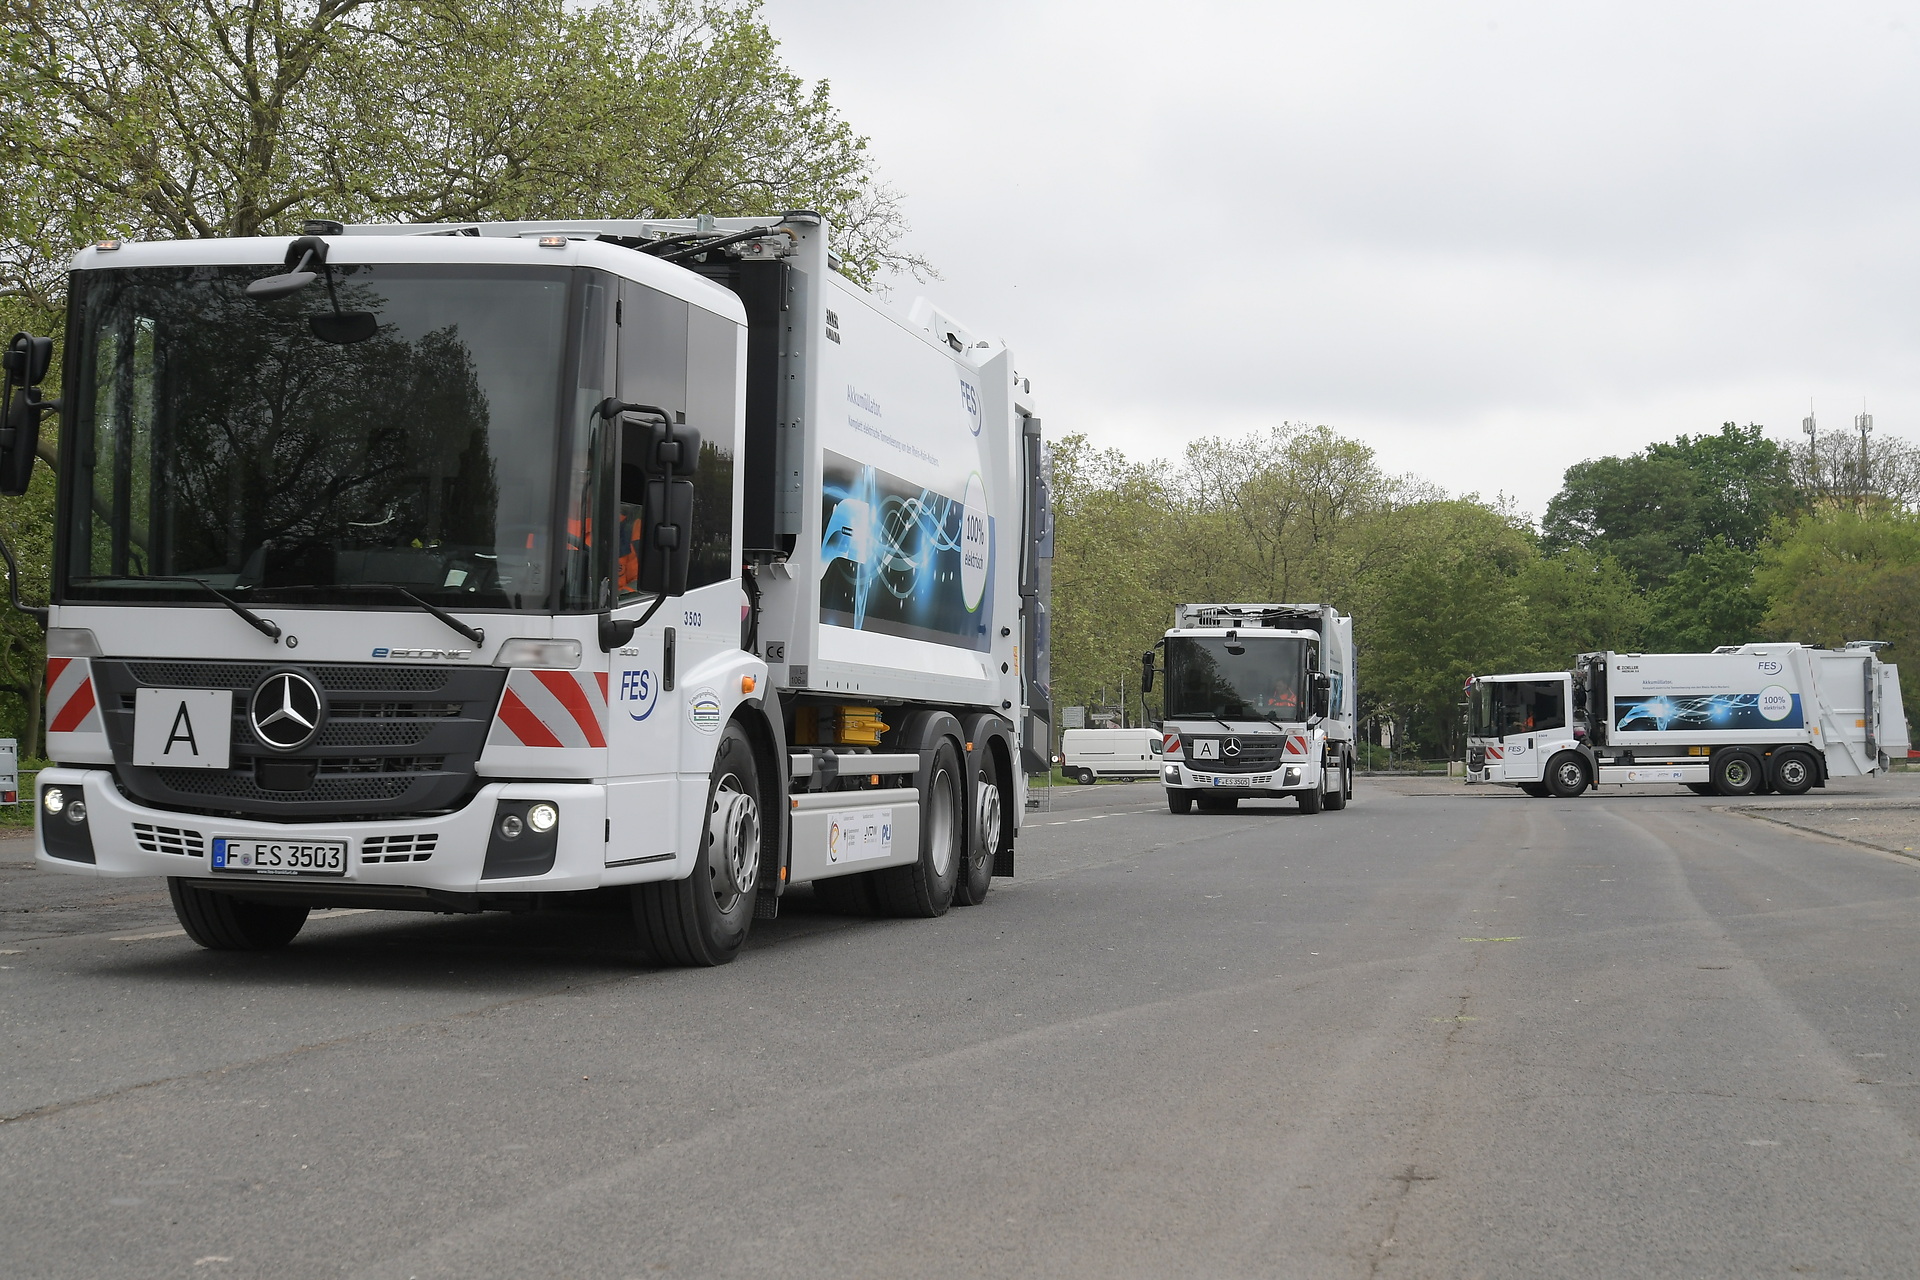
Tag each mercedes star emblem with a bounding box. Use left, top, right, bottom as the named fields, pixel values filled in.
left=250, top=670, right=323, bottom=751
left=1223, top=738, right=1241, bottom=757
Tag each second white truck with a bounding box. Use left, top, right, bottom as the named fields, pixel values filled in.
left=1466, top=643, right=1910, bottom=797
left=1144, top=603, right=1356, bottom=814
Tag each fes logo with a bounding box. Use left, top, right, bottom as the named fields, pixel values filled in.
left=958, top=375, right=982, bottom=436
left=620, top=668, right=659, bottom=721
left=688, top=688, right=722, bottom=733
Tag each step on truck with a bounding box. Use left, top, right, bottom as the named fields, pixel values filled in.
left=1142, top=604, right=1356, bottom=814
left=2, top=211, right=1053, bottom=965
left=1466, top=643, right=1909, bottom=798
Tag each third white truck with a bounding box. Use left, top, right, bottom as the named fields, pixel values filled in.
left=1466, top=643, right=1909, bottom=797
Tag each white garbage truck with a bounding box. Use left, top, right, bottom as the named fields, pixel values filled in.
left=1143, top=603, right=1356, bottom=814
left=1, top=211, right=1053, bottom=965
left=1465, top=643, right=1909, bottom=797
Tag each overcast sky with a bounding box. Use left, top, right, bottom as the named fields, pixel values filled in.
left=761, top=0, right=1920, bottom=520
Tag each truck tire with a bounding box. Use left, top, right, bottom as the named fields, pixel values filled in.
left=1167, top=789, right=1194, bottom=814
left=633, top=721, right=761, bottom=966
left=1771, top=749, right=1817, bottom=796
left=874, top=739, right=963, bottom=917
left=1323, top=752, right=1348, bottom=811
left=1710, top=749, right=1762, bottom=798
left=955, top=757, right=1007, bottom=906
left=1546, top=753, right=1590, bottom=798
left=1298, top=783, right=1323, bottom=814
left=168, top=879, right=309, bottom=950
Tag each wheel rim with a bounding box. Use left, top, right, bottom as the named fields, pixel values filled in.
left=706, top=774, right=760, bottom=912
left=929, top=765, right=957, bottom=876
left=1725, top=759, right=1752, bottom=788
left=973, top=776, right=1002, bottom=875
left=1557, top=762, right=1583, bottom=789
left=1779, top=758, right=1807, bottom=787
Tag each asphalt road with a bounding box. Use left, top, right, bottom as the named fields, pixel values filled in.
left=6, top=773, right=1920, bottom=1279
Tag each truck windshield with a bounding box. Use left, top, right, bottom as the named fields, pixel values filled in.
left=1470, top=680, right=1566, bottom=738
left=1163, top=636, right=1307, bottom=721
left=59, top=262, right=598, bottom=613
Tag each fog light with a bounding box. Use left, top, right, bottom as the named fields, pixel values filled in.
left=527, top=802, right=559, bottom=833
left=1284, top=767, right=1300, bottom=785
left=42, top=787, right=64, bottom=815
left=66, top=801, right=87, bottom=824
left=498, top=813, right=524, bottom=840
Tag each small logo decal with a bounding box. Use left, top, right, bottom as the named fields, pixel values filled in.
left=688, top=688, right=722, bottom=733
left=620, top=669, right=659, bottom=721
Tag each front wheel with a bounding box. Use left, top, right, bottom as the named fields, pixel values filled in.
left=1075, top=767, right=1096, bottom=786
left=1546, top=752, right=1590, bottom=798
left=168, top=879, right=308, bottom=950
left=1167, top=789, right=1194, bottom=815
left=633, top=721, right=762, bottom=966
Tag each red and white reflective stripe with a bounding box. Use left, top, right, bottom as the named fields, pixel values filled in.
left=1283, top=735, right=1308, bottom=757
left=1163, top=732, right=1181, bottom=755
left=1486, top=746, right=1504, bottom=760
left=46, top=657, right=103, bottom=735
left=488, top=669, right=608, bottom=749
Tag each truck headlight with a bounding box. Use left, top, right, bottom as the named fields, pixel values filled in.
left=42, top=787, right=64, bottom=815
left=527, top=802, right=559, bottom=833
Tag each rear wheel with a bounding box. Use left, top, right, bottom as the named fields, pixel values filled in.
left=874, top=739, right=963, bottom=917
left=1167, top=789, right=1194, bottom=814
left=168, top=879, right=309, bottom=950
left=1711, top=749, right=1762, bottom=798
left=633, top=721, right=762, bottom=966
left=1323, top=752, right=1348, bottom=811
left=1546, top=752, right=1590, bottom=798
left=1771, top=750, right=1817, bottom=796
left=1075, top=767, right=1096, bottom=785
left=955, top=757, right=1006, bottom=906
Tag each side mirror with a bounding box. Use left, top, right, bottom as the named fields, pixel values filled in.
left=636, top=477, right=695, bottom=597
left=1310, top=672, right=1332, bottom=719
left=1140, top=651, right=1155, bottom=693
left=0, top=332, right=58, bottom=496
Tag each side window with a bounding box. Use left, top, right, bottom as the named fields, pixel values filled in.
left=1529, top=681, right=1566, bottom=732
left=616, top=285, right=687, bottom=602
left=684, top=306, right=737, bottom=590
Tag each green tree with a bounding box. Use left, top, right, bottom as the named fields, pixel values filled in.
left=1542, top=422, right=1795, bottom=589
left=1516, top=546, right=1647, bottom=665
left=1643, top=537, right=1765, bottom=652
left=1756, top=508, right=1920, bottom=736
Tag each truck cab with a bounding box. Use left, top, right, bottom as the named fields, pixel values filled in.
left=1464, top=672, right=1580, bottom=795
left=1146, top=603, right=1355, bottom=815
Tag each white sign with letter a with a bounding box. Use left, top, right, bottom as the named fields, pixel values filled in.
left=133, top=688, right=233, bottom=769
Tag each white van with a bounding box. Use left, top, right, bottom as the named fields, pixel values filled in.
left=1062, top=728, right=1163, bottom=784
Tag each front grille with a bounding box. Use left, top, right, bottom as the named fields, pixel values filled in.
left=93, top=659, right=507, bottom=821
left=362, top=833, right=438, bottom=863
left=1185, top=738, right=1287, bottom=773
left=132, top=822, right=205, bottom=856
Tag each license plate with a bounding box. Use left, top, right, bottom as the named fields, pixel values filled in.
left=211, top=837, right=347, bottom=876
left=1216, top=776, right=1251, bottom=787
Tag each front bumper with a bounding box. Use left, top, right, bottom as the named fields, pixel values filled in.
left=1161, top=761, right=1314, bottom=794
left=31, top=768, right=664, bottom=893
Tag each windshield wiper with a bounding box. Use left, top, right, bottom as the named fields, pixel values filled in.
left=249, top=583, right=484, bottom=645
left=73, top=575, right=281, bottom=640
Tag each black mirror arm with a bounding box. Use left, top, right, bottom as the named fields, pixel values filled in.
left=600, top=593, right=669, bottom=652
